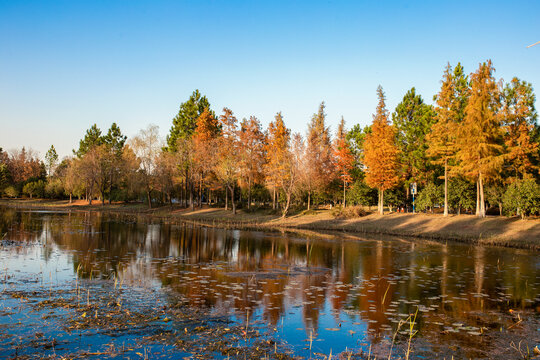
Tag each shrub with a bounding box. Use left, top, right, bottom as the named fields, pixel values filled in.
left=502, top=178, right=540, bottom=219
left=332, top=205, right=368, bottom=219
left=416, top=182, right=443, bottom=213
left=4, top=186, right=18, bottom=198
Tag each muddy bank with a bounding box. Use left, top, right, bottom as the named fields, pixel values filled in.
left=1, top=199, right=540, bottom=250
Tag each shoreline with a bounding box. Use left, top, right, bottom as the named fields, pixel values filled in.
left=2, top=199, right=540, bottom=250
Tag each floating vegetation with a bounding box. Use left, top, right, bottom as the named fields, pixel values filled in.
left=1, top=208, right=540, bottom=359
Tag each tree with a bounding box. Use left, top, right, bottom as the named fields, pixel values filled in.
left=45, top=145, right=58, bottom=176
left=192, top=108, right=220, bottom=207
left=6, top=147, right=44, bottom=185
left=501, top=77, right=538, bottom=179
left=415, top=182, right=442, bottom=213
left=334, top=117, right=354, bottom=207
left=393, top=88, right=436, bottom=188
left=448, top=176, right=476, bottom=215
left=103, top=123, right=128, bottom=204
left=502, top=178, right=540, bottom=218
left=427, top=63, right=469, bottom=216
left=77, top=147, right=99, bottom=204
left=363, top=86, right=400, bottom=215
left=265, top=112, right=291, bottom=211
left=238, top=116, right=266, bottom=209
left=155, top=150, right=179, bottom=205
left=456, top=60, right=503, bottom=218
left=62, top=158, right=80, bottom=203
left=166, top=90, right=213, bottom=152
left=130, top=125, right=162, bottom=208
left=74, top=124, right=103, bottom=158
left=280, top=133, right=304, bottom=217
left=305, top=102, right=335, bottom=209
left=215, top=108, right=240, bottom=214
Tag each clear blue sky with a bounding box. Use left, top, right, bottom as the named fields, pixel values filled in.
left=1, top=0, right=539, bottom=159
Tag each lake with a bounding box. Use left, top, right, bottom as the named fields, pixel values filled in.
left=1, top=207, right=539, bottom=359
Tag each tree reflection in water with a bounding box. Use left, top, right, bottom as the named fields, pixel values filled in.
left=2, top=208, right=540, bottom=358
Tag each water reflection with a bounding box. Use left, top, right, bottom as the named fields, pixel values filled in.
left=2, top=208, right=539, bottom=358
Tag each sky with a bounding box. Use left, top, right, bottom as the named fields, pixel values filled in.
left=1, top=0, right=539, bottom=159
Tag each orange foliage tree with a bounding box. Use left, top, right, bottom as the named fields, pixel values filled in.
left=238, top=116, right=266, bottom=209
left=334, top=117, right=354, bottom=207
left=265, top=112, right=291, bottom=211
left=215, top=108, right=240, bottom=214
left=192, top=108, right=220, bottom=207
left=427, top=63, right=469, bottom=216
left=363, top=86, right=400, bottom=214
left=456, top=60, right=503, bottom=218
left=501, top=77, right=538, bottom=179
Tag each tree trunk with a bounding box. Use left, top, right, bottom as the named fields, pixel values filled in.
left=272, top=187, right=276, bottom=210
left=378, top=189, right=384, bottom=215
left=147, top=189, right=152, bottom=209
left=343, top=180, right=346, bottom=208
left=307, top=190, right=311, bottom=211
left=247, top=177, right=252, bottom=210
left=443, top=158, right=448, bottom=217
left=190, top=183, right=194, bottom=211
left=476, top=180, right=480, bottom=216
left=199, top=179, right=203, bottom=208
left=225, top=186, right=228, bottom=210
left=69, top=193, right=72, bottom=204
left=184, top=170, right=189, bottom=208
left=229, top=185, right=236, bottom=215
left=479, top=172, right=485, bottom=218
left=498, top=202, right=502, bottom=216
left=282, top=191, right=291, bottom=218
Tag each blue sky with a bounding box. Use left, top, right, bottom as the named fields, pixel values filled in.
left=1, top=0, right=539, bottom=158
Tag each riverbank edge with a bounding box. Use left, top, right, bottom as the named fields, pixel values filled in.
left=2, top=199, right=539, bottom=250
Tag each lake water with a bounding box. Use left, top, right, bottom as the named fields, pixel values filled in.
left=1, top=207, right=539, bottom=359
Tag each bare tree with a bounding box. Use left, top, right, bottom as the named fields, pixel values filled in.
left=129, top=125, right=162, bottom=208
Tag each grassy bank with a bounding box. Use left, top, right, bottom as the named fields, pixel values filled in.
left=2, top=198, right=540, bottom=250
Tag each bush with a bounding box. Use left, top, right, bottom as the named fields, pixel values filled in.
left=416, top=182, right=442, bottom=213
left=502, top=178, right=540, bottom=218
left=4, top=186, right=18, bottom=198
left=45, top=178, right=64, bottom=199
left=22, top=180, right=46, bottom=199
left=332, top=205, right=368, bottom=219
left=448, top=176, right=476, bottom=214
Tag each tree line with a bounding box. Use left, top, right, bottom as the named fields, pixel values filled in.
left=1, top=60, right=539, bottom=218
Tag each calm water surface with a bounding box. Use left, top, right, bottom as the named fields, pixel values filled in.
left=1, top=208, right=540, bottom=359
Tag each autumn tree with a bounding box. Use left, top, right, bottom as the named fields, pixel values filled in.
left=166, top=90, right=213, bottom=152
left=427, top=62, right=470, bottom=216
left=305, top=102, right=335, bottom=209
left=155, top=150, right=179, bottom=205
left=456, top=60, right=503, bottom=218
left=192, top=108, right=220, bottom=207
left=334, top=117, right=354, bottom=207
left=265, top=112, right=291, bottom=211
left=363, top=86, right=400, bottom=215
left=238, top=116, right=266, bottom=209
left=280, top=133, right=304, bottom=217
left=6, top=147, right=44, bottom=185
left=501, top=77, right=538, bottom=179
left=215, top=108, right=240, bottom=214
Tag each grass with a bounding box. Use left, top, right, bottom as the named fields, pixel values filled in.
left=2, top=198, right=540, bottom=250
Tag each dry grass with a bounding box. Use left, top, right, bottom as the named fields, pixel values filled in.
left=2, top=199, right=540, bottom=250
